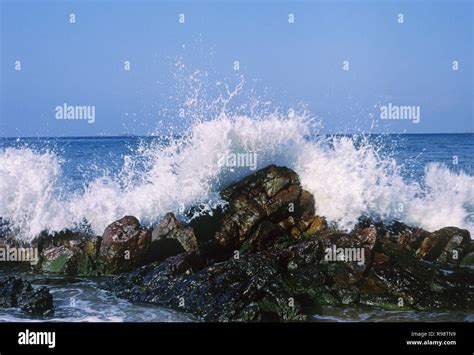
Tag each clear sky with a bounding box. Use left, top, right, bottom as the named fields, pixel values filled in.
left=1, top=0, right=472, bottom=136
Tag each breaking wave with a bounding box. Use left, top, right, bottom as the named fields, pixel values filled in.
left=1, top=113, right=473, bottom=242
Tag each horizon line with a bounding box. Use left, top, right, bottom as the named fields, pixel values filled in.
left=1, top=132, right=474, bottom=139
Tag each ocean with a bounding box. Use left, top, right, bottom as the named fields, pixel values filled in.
left=1, top=118, right=473, bottom=242
left=1, top=116, right=473, bottom=322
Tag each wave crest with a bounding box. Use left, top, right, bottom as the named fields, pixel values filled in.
left=1, top=115, right=473, bottom=241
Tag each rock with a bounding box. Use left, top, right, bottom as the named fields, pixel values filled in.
left=369, top=222, right=472, bottom=266
left=193, top=165, right=316, bottom=258
left=460, top=251, right=474, bottom=266
left=350, top=225, right=378, bottom=247
left=99, top=216, right=151, bottom=274
left=355, top=217, right=420, bottom=241
left=236, top=220, right=280, bottom=253
left=290, top=214, right=327, bottom=239
left=83, top=236, right=102, bottom=262
left=396, top=228, right=430, bottom=251
left=30, top=229, right=102, bottom=276
left=100, top=166, right=474, bottom=320
left=34, top=233, right=101, bottom=276
left=297, top=190, right=316, bottom=216
left=41, top=246, right=75, bottom=274
left=417, top=227, right=471, bottom=264
left=305, top=215, right=328, bottom=235
left=108, top=226, right=474, bottom=321
left=17, top=287, right=54, bottom=316
left=147, top=213, right=198, bottom=264
left=278, top=216, right=296, bottom=231
left=318, top=226, right=379, bottom=268
left=361, top=235, right=474, bottom=309
left=0, top=277, right=54, bottom=316
left=108, top=245, right=313, bottom=321
left=156, top=251, right=206, bottom=276
left=151, top=213, right=198, bottom=252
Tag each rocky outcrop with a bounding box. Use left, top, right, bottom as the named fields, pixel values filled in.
left=29, top=213, right=201, bottom=275
left=109, top=228, right=474, bottom=321
left=0, top=277, right=54, bottom=316
left=105, top=165, right=474, bottom=321
left=24, top=166, right=325, bottom=276
left=110, top=247, right=309, bottom=321
left=214, top=165, right=314, bottom=252
left=189, top=165, right=320, bottom=261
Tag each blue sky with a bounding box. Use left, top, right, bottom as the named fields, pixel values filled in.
left=1, top=0, right=472, bottom=136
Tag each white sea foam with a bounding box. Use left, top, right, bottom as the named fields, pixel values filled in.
left=1, top=114, right=473, bottom=242
left=297, top=137, right=474, bottom=233
left=0, top=147, right=72, bottom=239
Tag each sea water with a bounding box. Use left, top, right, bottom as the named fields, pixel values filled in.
left=1, top=119, right=473, bottom=241
left=0, top=117, right=473, bottom=322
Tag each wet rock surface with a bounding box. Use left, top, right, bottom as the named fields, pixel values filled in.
left=104, top=165, right=474, bottom=321
left=0, top=276, right=54, bottom=316
left=148, top=213, right=198, bottom=264
left=98, top=216, right=152, bottom=274
left=32, top=230, right=102, bottom=276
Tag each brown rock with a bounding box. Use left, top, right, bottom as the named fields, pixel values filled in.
left=417, top=227, right=470, bottom=263
left=397, top=228, right=430, bottom=251
left=212, top=165, right=316, bottom=254
left=99, top=216, right=151, bottom=274
left=151, top=213, right=198, bottom=252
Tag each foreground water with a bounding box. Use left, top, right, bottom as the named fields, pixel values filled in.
left=0, top=271, right=194, bottom=322
left=1, top=271, right=472, bottom=322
